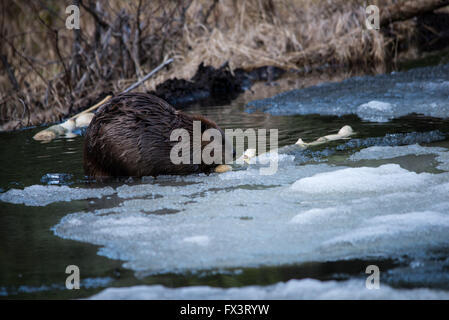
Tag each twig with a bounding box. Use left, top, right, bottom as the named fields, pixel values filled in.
left=36, top=15, right=73, bottom=96
left=1, top=35, right=51, bottom=89
left=0, top=54, right=20, bottom=91
left=79, top=0, right=109, bottom=29
left=202, top=0, right=218, bottom=26
left=18, top=98, right=30, bottom=127
left=123, top=58, right=173, bottom=93
left=134, top=0, right=143, bottom=78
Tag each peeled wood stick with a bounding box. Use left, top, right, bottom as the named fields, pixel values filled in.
left=33, top=58, right=173, bottom=141
left=68, top=95, right=112, bottom=120
left=295, top=125, right=355, bottom=148
left=219, top=125, right=356, bottom=174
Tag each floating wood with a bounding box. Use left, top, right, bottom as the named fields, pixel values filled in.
left=295, top=125, right=355, bottom=148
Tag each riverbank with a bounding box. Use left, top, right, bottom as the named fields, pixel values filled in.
left=2, top=0, right=449, bottom=131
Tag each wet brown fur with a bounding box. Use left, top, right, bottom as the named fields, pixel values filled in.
left=84, top=93, right=228, bottom=178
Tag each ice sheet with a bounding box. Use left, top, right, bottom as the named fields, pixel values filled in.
left=51, top=150, right=449, bottom=275
left=89, top=278, right=449, bottom=300
left=246, top=64, right=449, bottom=122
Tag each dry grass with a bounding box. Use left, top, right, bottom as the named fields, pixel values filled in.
left=158, top=0, right=388, bottom=85
left=0, top=0, right=421, bottom=131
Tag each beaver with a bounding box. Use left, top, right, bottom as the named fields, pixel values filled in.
left=84, top=93, right=233, bottom=178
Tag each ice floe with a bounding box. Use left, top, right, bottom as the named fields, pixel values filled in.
left=0, top=185, right=115, bottom=206
left=356, top=101, right=395, bottom=123
left=349, top=144, right=449, bottom=171
left=349, top=144, right=447, bottom=161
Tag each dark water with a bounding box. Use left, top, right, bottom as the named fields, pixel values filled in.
left=1, top=86, right=449, bottom=299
